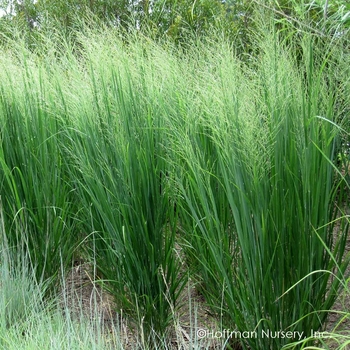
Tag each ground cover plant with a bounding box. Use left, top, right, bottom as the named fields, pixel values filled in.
left=0, top=12, right=349, bottom=349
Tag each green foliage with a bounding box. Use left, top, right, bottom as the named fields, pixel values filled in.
left=170, top=31, right=350, bottom=349
left=0, top=0, right=349, bottom=55
left=0, top=0, right=255, bottom=48
left=0, top=52, right=79, bottom=286
left=0, top=230, right=122, bottom=350
left=51, top=34, right=188, bottom=343
left=0, top=11, right=349, bottom=349
left=0, top=211, right=46, bottom=331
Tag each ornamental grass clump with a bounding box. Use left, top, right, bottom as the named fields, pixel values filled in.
left=0, top=50, right=79, bottom=287
left=174, top=33, right=350, bottom=349
left=0, top=19, right=349, bottom=349
left=61, top=33, right=186, bottom=344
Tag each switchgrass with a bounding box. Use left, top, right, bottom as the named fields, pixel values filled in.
left=0, top=49, right=79, bottom=286
left=283, top=279, right=350, bottom=350
left=0, top=20, right=349, bottom=349
left=171, top=33, right=350, bottom=349
left=62, top=36, right=187, bottom=343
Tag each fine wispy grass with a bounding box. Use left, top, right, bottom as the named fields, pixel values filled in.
left=0, top=20, right=349, bottom=349
left=0, top=210, right=123, bottom=350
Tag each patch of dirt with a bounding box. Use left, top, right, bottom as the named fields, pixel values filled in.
left=60, top=261, right=228, bottom=349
